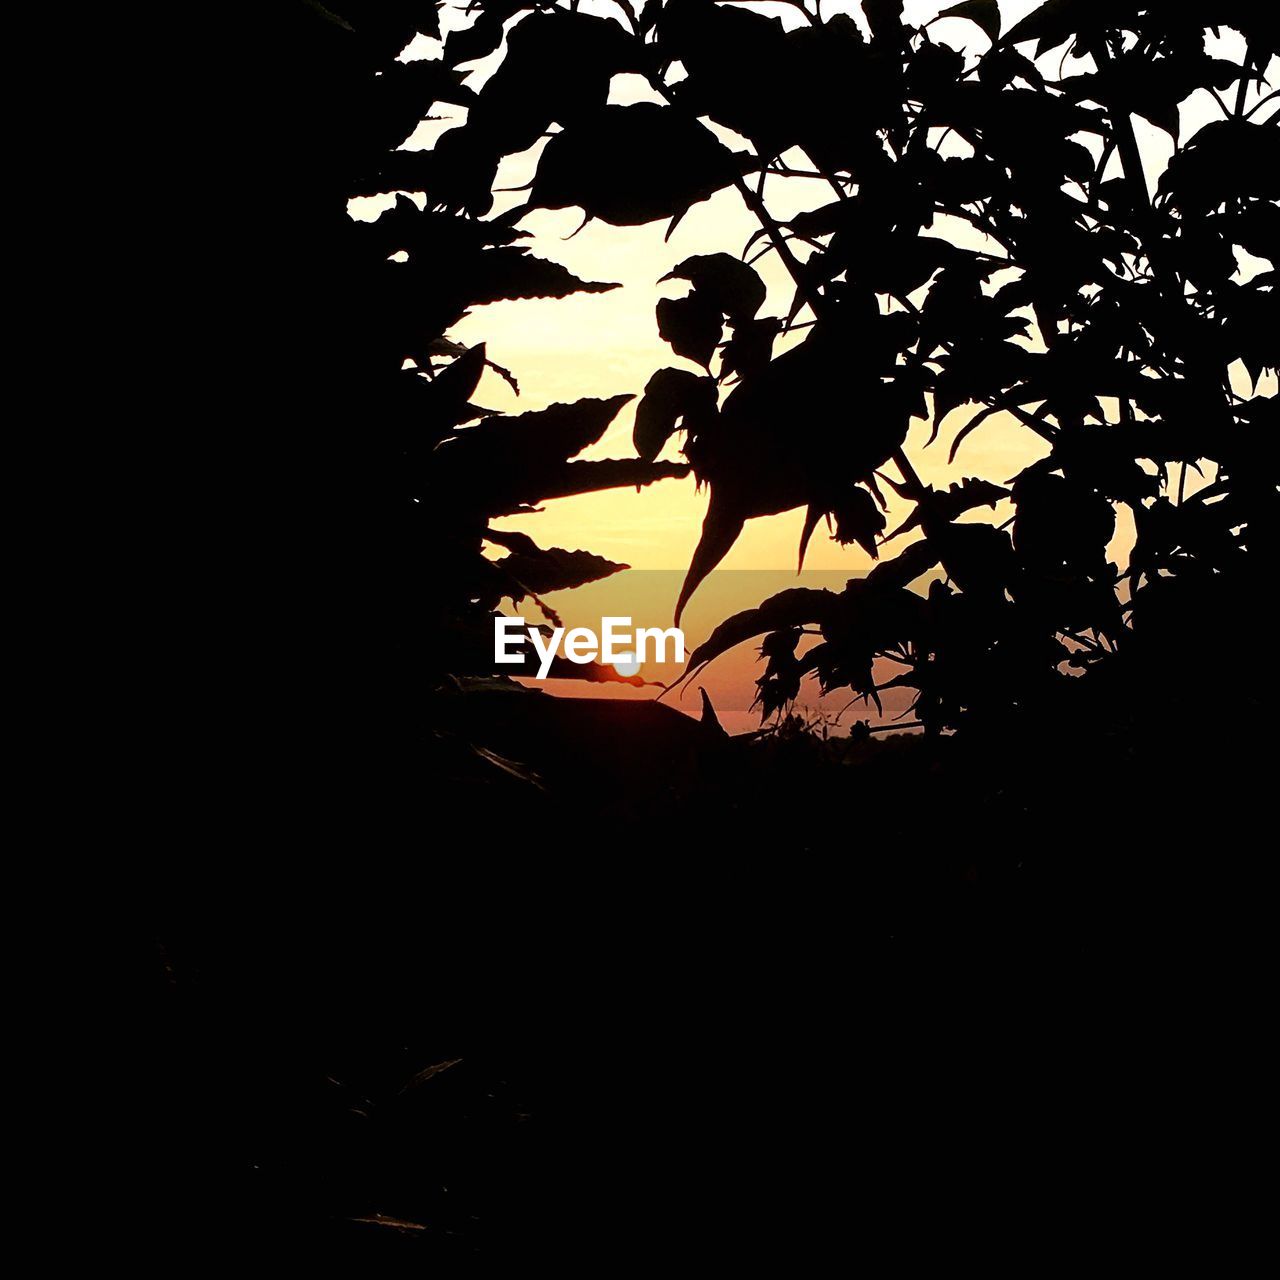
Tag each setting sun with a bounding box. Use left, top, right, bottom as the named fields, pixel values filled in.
left=611, top=653, right=642, bottom=678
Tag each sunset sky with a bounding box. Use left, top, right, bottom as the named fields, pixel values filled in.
left=350, top=2, right=1276, bottom=731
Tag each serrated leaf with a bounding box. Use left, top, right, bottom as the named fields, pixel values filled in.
left=459, top=249, right=621, bottom=304
left=385, top=248, right=620, bottom=336
left=449, top=395, right=635, bottom=465
left=364, top=195, right=529, bottom=259
left=520, top=459, right=691, bottom=506
left=420, top=343, right=489, bottom=437
left=496, top=545, right=630, bottom=596
left=367, top=57, right=476, bottom=148
left=360, top=127, right=501, bottom=215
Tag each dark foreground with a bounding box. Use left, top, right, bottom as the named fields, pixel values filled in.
left=104, top=4, right=1273, bottom=1265
left=122, top=680, right=1270, bottom=1270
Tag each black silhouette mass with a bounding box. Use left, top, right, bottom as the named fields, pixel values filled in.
left=130, top=1, right=1276, bottom=1266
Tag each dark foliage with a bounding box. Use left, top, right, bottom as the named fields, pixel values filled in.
left=127, top=0, right=1276, bottom=1266
left=217, top=0, right=1276, bottom=740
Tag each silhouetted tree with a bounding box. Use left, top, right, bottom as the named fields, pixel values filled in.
left=129, top=2, right=1278, bottom=1265
left=305, top=0, right=1278, bottom=748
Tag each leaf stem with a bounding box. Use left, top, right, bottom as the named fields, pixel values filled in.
left=1235, top=46, right=1256, bottom=116
left=650, top=64, right=928, bottom=500
left=1086, top=38, right=1149, bottom=213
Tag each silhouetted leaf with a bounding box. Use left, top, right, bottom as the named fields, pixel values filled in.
left=676, top=587, right=839, bottom=683
left=675, top=322, right=916, bottom=621
left=977, top=46, right=1044, bottom=89
left=332, top=0, right=444, bottom=58
left=525, top=459, right=691, bottom=505
left=492, top=541, right=629, bottom=597
left=1158, top=120, right=1280, bottom=214
left=634, top=368, right=718, bottom=461
left=529, top=103, right=745, bottom=226
left=660, top=253, right=767, bottom=324
left=1012, top=472, right=1115, bottom=573
left=1003, top=0, right=1139, bottom=59
left=831, top=487, right=887, bottom=559
left=1060, top=51, right=1240, bottom=138
left=931, top=522, right=1017, bottom=598
left=419, top=343, right=490, bottom=439
left=1224, top=202, right=1280, bottom=263
left=866, top=540, right=942, bottom=591
left=365, top=194, right=529, bottom=259
left=322, top=0, right=1276, bottom=746
left=675, top=489, right=747, bottom=626
left=386, top=248, right=619, bottom=336
left=349, top=1214, right=431, bottom=1233
left=862, top=0, right=906, bottom=41
left=1211, top=2, right=1280, bottom=60
left=658, top=0, right=796, bottom=151
left=656, top=294, right=723, bottom=368
left=446, top=394, right=634, bottom=467
left=358, top=58, right=476, bottom=151
left=698, top=688, right=728, bottom=737
left=467, top=11, right=639, bottom=154
left=456, top=249, right=620, bottom=304
left=719, top=317, right=780, bottom=383
left=361, top=126, right=502, bottom=214
left=884, top=478, right=1011, bottom=541
left=443, top=7, right=518, bottom=67
left=797, top=505, right=826, bottom=574
left=937, top=1, right=1001, bottom=44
